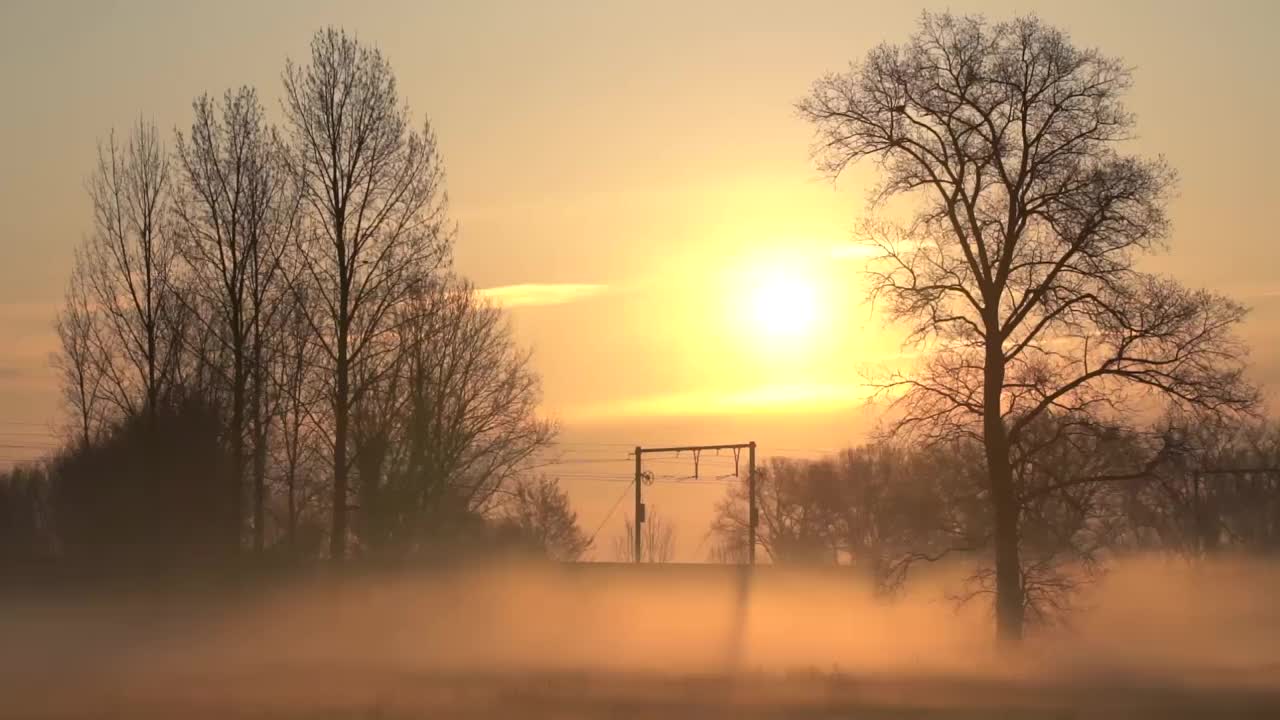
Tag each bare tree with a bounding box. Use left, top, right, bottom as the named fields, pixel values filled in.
left=613, top=510, right=676, bottom=563
left=1121, top=412, right=1280, bottom=556
left=941, top=415, right=1146, bottom=625
left=497, top=476, right=592, bottom=561
left=398, top=279, right=554, bottom=516
left=82, top=120, right=185, bottom=422
left=354, top=277, right=555, bottom=554
left=799, top=12, right=1255, bottom=642
left=244, top=113, right=300, bottom=556
left=0, top=464, right=54, bottom=565
left=53, top=254, right=106, bottom=447
left=50, top=389, right=235, bottom=569
left=267, top=288, right=327, bottom=553
left=175, top=87, right=295, bottom=552
left=712, top=457, right=844, bottom=565
left=282, top=28, right=452, bottom=561
left=708, top=537, right=749, bottom=564
left=710, top=446, right=976, bottom=580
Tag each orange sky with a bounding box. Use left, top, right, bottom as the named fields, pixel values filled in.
left=1, top=1, right=1277, bottom=558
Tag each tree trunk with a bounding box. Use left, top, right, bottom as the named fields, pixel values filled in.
left=252, top=392, right=266, bottom=555
left=231, top=346, right=245, bottom=556
left=287, top=465, right=297, bottom=552
left=146, top=324, right=158, bottom=424
left=252, top=331, right=266, bottom=555
left=331, top=339, right=349, bottom=562
left=78, top=372, right=91, bottom=448
left=984, top=338, right=1024, bottom=645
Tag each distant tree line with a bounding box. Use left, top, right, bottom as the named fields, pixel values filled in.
left=1, top=28, right=589, bottom=573
left=709, top=410, right=1280, bottom=624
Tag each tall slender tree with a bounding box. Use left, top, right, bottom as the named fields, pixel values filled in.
left=82, top=120, right=184, bottom=423
left=268, top=286, right=325, bottom=553
left=175, top=87, right=295, bottom=552
left=281, top=28, right=452, bottom=560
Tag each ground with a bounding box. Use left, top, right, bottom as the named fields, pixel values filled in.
left=4, top=561, right=1279, bottom=718
left=7, top=669, right=1280, bottom=718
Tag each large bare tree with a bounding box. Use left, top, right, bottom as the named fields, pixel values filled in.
left=175, top=87, right=295, bottom=552
left=799, top=13, right=1255, bottom=642
left=282, top=28, right=452, bottom=560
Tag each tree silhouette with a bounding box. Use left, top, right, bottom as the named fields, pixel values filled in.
left=266, top=288, right=326, bottom=554
left=80, top=120, right=186, bottom=423
left=51, top=390, right=235, bottom=570
left=495, top=476, right=592, bottom=561
left=351, top=277, right=554, bottom=555
left=1121, top=412, right=1280, bottom=556
left=174, top=86, right=296, bottom=553
left=281, top=28, right=453, bottom=561
left=53, top=261, right=106, bottom=448
left=0, top=464, right=53, bottom=566
left=711, top=447, right=965, bottom=578
left=799, top=12, right=1256, bottom=642
left=613, top=509, right=676, bottom=563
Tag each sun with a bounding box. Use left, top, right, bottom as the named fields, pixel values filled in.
left=749, top=269, right=820, bottom=340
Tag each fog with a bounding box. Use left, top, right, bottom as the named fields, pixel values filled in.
left=3, top=556, right=1279, bottom=718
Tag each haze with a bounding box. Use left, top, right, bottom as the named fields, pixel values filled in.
left=3, top=0, right=1277, bottom=560
left=4, top=2, right=1280, bottom=717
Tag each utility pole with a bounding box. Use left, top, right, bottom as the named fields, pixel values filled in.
left=633, top=441, right=759, bottom=565
left=748, top=441, right=756, bottom=565
left=634, top=445, right=643, bottom=563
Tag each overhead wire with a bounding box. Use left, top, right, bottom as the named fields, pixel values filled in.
left=585, top=478, right=635, bottom=547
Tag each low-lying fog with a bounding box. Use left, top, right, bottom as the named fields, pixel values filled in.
left=3, top=556, right=1278, bottom=718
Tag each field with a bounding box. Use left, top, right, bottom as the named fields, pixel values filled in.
left=8, top=668, right=1280, bottom=719
left=4, top=560, right=1279, bottom=718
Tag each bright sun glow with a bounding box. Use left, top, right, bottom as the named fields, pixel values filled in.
left=749, top=269, right=820, bottom=340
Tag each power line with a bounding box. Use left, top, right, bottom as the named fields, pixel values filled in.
left=586, top=478, right=634, bottom=547
left=547, top=473, right=635, bottom=480
left=631, top=441, right=757, bottom=564
left=533, top=458, right=633, bottom=466
left=551, top=473, right=736, bottom=486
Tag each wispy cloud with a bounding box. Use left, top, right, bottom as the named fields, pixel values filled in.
left=829, top=243, right=885, bottom=260
left=477, top=283, right=608, bottom=308
left=830, top=238, right=922, bottom=261
left=570, top=382, right=874, bottom=421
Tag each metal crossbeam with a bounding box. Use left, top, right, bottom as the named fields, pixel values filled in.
left=633, top=441, right=757, bottom=565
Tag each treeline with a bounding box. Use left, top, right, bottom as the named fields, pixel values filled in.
left=1, top=28, right=592, bottom=573
left=708, top=411, right=1280, bottom=622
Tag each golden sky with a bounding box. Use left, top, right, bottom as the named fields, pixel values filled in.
left=1, top=0, right=1277, bottom=557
